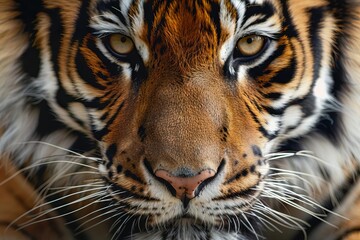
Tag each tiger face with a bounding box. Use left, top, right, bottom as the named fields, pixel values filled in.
left=27, top=0, right=336, bottom=238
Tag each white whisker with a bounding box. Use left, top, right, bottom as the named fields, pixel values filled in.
left=67, top=201, right=114, bottom=225
left=39, top=182, right=105, bottom=205
left=241, top=212, right=263, bottom=240
left=111, top=213, right=135, bottom=240
left=0, top=160, right=98, bottom=187
left=78, top=211, right=125, bottom=238
left=268, top=167, right=326, bottom=181
left=17, top=141, right=101, bottom=162
left=245, top=211, right=281, bottom=233
left=17, top=190, right=108, bottom=231
left=16, top=188, right=107, bottom=227
left=36, top=172, right=100, bottom=203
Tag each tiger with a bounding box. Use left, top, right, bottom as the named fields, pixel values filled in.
left=1, top=0, right=360, bottom=239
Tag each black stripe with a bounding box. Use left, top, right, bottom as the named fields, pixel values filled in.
left=209, top=1, right=221, bottom=44
left=103, top=92, right=122, bottom=110
left=93, top=100, right=126, bottom=139
left=130, top=57, right=147, bottom=92
left=241, top=3, right=275, bottom=29
left=312, top=2, right=350, bottom=143
left=96, top=0, right=129, bottom=27
left=138, top=125, right=146, bottom=142
left=262, top=105, right=285, bottom=116
left=69, top=133, right=98, bottom=155
left=124, top=170, right=146, bottom=184
left=143, top=0, right=155, bottom=42
left=21, top=44, right=41, bottom=79
left=75, top=50, right=107, bottom=90
left=263, top=92, right=282, bottom=100
left=152, top=1, right=171, bottom=48
left=16, top=0, right=42, bottom=80
left=55, top=87, right=87, bottom=128
left=106, top=143, right=118, bottom=162
left=308, top=7, right=325, bottom=83
left=245, top=102, right=274, bottom=139
left=35, top=100, right=67, bottom=137
left=279, top=0, right=299, bottom=38
left=251, top=99, right=263, bottom=114
left=47, top=8, right=85, bottom=128
left=269, top=56, right=296, bottom=84
left=289, top=93, right=316, bottom=117
left=17, top=0, right=43, bottom=32
left=83, top=91, right=121, bottom=110
left=213, top=185, right=258, bottom=201
left=247, top=44, right=286, bottom=81
left=224, top=168, right=249, bottom=185
left=45, top=3, right=93, bottom=130
left=223, top=55, right=237, bottom=81
left=72, top=0, right=91, bottom=41
left=47, top=8, right=63, bottom=77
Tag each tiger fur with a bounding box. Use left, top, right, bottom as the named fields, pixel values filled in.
left=0, top=0, right=360, bottom=239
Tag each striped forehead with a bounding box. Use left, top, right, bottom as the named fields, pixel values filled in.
left=92, top=1, right=278, bottom=31
left=91, top=0, right=280, bottom=60
left=91, top=0, right=132, bottom=34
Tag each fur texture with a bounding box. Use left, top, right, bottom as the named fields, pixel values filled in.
left=1, top=0, right=360, bottom=239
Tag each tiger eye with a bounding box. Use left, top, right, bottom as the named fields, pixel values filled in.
left=108, top=33, right=134, bottom=55
left=237, top=35, right=266, bottom=57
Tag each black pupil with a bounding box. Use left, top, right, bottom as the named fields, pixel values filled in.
left=247, top=37, right=254, bottom=44
left=121, top=37, right=127, bottom=43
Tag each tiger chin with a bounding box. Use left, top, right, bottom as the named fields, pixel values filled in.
left=1, top=0, right=360, bottom=240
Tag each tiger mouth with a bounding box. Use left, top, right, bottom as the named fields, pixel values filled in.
left=145, top=191, right=262, bottom=233
left=106, top=178, right=264, bottom=230
left=101, top=155, right=268, bottom=235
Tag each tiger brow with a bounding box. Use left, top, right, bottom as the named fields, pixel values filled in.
left=240, top=3, right=276, bottom=28
left=96, top=1, right=129, bottom=26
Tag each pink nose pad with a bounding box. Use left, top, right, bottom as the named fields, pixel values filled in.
left=155, top=169, right=216, bottom=199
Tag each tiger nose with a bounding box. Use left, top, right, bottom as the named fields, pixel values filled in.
left=155, top=169, right=216, bottom=199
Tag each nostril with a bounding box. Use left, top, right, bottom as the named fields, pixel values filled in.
left=194, top=172, right=217, bottom=197
left=143, top=159, right=178, bottom=197
left=155, top=169, right=216, bottom=199
left=155, top=175, right=178, bottom=197
left=144, top=159, right=226, bottom=200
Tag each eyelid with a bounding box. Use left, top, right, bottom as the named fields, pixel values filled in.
left=99, top=33, right=136, bottom=61
left=232, top=35, right=271, bottom=64
left=238, top=32, right=280, bottom=41
left=237, top=35, right=266, bottom=56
